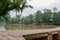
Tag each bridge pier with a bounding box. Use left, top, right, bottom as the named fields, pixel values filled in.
left=22, top=32, right=60, bottom=40
left=47, top=34, right=53, bottom=40
left=47, top=32, right=60, bottom=40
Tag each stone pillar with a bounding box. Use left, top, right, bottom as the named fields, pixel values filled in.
left=47, top=34, right=53, bottom=40
left=58, top=32, right=60, bottom=40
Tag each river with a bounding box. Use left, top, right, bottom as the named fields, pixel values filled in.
left=0, top=24, right=56, bottom=31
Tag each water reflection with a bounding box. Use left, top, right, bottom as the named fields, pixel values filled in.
left=0, top=25, right=6, bottom=31
left=0, top=24, right=57, bottom=30
left=4, top=24, right=56, bottom=30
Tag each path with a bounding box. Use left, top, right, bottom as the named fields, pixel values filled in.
left=0, top=27, right=60, bottom=40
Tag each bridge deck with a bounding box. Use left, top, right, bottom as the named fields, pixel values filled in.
left=0, top=27, right=60, bottom=40
left=1, top=27, right=60, bottom=35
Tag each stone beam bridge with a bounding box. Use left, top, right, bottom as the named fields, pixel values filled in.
left=0, top=27, right=60, bottom=40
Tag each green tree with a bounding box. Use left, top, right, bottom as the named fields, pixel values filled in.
left=53, top=7, right=57, bottom=12
left=28, top=14, right=34, bottom=23
left=4, top=14, right=11, bottom=23
left=52, top=11, right=60, bottom=25
left=20, top=15, right=34, bottom=24
left=34, top=10, right=42, bottom=24
left=43, top=9, right=52, bottom=23
left=52, top=7, right=60, bottom=25
left=0, top=0, right=32, bottom=23
left=16, top=14, right=22, bottom=23
left=0, top=0, right=22, bottom=16
left=20, top=16, right=27, bottom=24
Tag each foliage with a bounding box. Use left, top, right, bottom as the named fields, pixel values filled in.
left=28, top=14, right=34, bottom=23
left=18, top=7, right=60, bottom=25
left=0, top=0, right=22, bottom=16
left=52, top=11, right=60, bottom=25
left=34, top=10, right=42, bottom=23
left=0, top=0, right=33, bottom=23
left=42, top=9, right=52, bottom=22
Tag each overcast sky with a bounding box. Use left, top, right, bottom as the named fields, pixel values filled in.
left=9, top=0, right=60, bottom=17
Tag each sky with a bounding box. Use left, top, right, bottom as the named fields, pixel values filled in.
left=9, top=0, right=60, bottom=17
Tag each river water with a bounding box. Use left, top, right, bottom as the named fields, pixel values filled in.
left=0, top=24, right=56, bottom=31
left=0, top=25, right=6, bottom=31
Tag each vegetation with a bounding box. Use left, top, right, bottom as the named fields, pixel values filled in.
left=0, top=0, right=33, bottom=23
left=19, top=8, right=60, bottom=25
left=0, top=0, right=60, bottom=25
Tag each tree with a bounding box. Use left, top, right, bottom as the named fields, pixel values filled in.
left=10, top=18, right=17, bottom=24
left=0, top=0, right=32, bottom=23
left=20, top=16, right=28, bottom=24
left=4, top=14, right=11, bottom=23
left=43, top=9, right=52, bottom=23
left=52, top=11, right=60, bottom=25
left=53, top=7, right=57, bottom=12
left=16, top=14, right=22, bottom=23
left=28, top=14, right=34, bottom=23
left=34, top=10, right=42, bottom=24
left=20, top=15, right=34, bottom=24
left=0, top=0, right=22, bottom=16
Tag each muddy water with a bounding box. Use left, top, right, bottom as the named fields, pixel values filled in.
left=3, top=24, right=56, bottom=30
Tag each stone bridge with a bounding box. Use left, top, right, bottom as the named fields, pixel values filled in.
left=0, top=27, right=60, bottom=40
